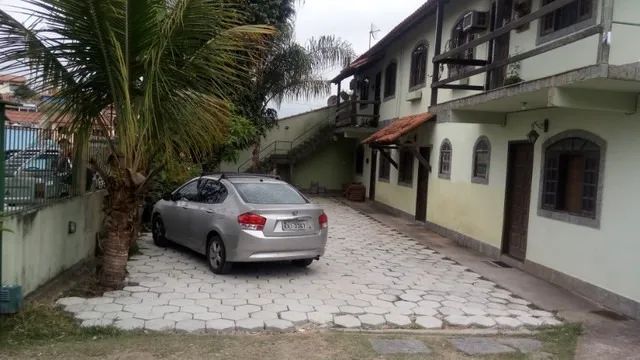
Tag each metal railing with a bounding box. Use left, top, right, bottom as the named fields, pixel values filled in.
left=2, top=125, right=109, bottom=215
left=335, top=97, right=380, bottom=128
left=236, top=118, right=335, bottom=173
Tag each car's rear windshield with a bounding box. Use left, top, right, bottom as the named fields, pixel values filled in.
left=233, top=183, right=307, bottom=204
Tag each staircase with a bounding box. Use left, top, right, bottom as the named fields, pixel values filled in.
left=237, top=122, right=335, bottom=173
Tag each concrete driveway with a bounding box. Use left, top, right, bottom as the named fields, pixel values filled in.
left=57, top=199, right=560, bottom=332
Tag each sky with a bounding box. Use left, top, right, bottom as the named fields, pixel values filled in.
left=282, top=0, right=426, bottom=117
left=0, top=0, right=427, bottom=117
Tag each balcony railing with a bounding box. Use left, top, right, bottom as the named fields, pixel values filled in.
left=430, top=0, right=607, bottom=104
left=335, top=96, right=380, bottom=128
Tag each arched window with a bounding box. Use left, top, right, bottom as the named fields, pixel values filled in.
left=541, top=131, right=605, bottom=224
left=438, top=139, right=452, bottom=179
left=384, top=62, right=397, bottom=99
left=472, top=136, right=491, bottom=184
left=410, top=43, right=428, bottom=89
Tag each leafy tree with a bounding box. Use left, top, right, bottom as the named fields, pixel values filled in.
left=0, top=0, right=273, bottom=288
left=221, top=0, right=355, bottom=169
left=12, top=84, right=37, bottom=100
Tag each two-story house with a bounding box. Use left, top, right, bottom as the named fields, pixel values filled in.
left=331, top=0, right=640, bottom=319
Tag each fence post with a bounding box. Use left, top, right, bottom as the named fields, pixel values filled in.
left=0, top=102, right=5, bottom=285
left=72, top=130, right=88, bottom=195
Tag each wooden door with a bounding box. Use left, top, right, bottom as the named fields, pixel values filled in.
left=489, top=0, right=513, bottom=89
left=503, top=142, right=533, bottom=261
left=415, top=147, right=431, bottom=222
left=369, top=149, right=377, bottom=201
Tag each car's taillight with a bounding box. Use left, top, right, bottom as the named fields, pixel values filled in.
left=238, top=212, right=267, bottom=231
left=319, top=212, right=328, bottom=229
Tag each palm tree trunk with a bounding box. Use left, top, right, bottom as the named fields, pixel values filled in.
left=100, top=185, right=138, bottom=289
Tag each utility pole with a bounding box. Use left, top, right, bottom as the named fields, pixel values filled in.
left=369, top=24, right=380, bottom=49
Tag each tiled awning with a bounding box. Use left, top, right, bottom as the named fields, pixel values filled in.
left=362, top=112, right=434, bottom=145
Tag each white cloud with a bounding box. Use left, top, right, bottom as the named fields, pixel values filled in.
left=0, top=0, right=427, bottom=117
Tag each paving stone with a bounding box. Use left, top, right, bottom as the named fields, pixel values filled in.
left=469, top=315, right=497, bottom=327
left=56, top=297, right=86, bottom=307
left=445, top=315, right=473, bottom=326
left=59, top=200, right=558, bottom=332
left=175, top=319, right=205, bottom=332
left=315, top=305, right=340, bottom=314
left=76, top=311, right=103, bottom=320
left=334, top=315, right=361, bottom=328
left=358, top=314, right=386, bottom=327
left=248, top=298, right=272, bottom=306
left=339, top=305, right=365, bottom=315
left=114, top=318, right=145, bottom=330
left=221, top=310, right=250, bottom=321
left=414, top=306, right=438, bottom=316
left=236, top=318, right=265, bottom=331
left=206, top=319, right=236, bottom=332
left=495, top=316, right=523, bottom=328
left=181, top=305, right=208, bottom=314
left=103, top=311, right=134, bottom=320
left=450, top=338, right=516, bottom=355
left=94, top=303, right=124, bottom=313
left=264, top=319, right=294, bottom=331
left=145, top=319, right=176, bottom=331
left=518, top=316, right=543, bottom=326
left=164, top=312, right=193, bottom=321
left=385, top=314, right=411, bottom=327
left=498, top=338, right=543, bottom=353
left=307, top=311, right=333, bottom=324
left=81, top=319, right=114, bottom=328
left=369, top=339, right=431, bottom=355
left=86, top=297, right=115, bottom=305
left=193, top=312, right=222, bottom=321
left=415, top=316, right=443, bottom=329
left=280, top=311, right=307, bottom=324
left=114, top=297, right=143, bottom=305
left=250, top=311, right=279, bottom=320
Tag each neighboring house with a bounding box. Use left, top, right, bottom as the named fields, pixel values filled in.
left=0, top=74, right=27, bottom=96
left=326, top=0, right=640, bottom=319
left=222, top=0, right=640, bottom=319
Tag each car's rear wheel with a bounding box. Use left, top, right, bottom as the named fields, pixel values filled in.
left=207, top=235, right=232, bottom=274
left=152, top=216, right=169, bottom=247
left=292, top=258, right=314, bottom=267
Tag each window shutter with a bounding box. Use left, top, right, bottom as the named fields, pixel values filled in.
left=581, top=152, right=599, bottom=216
left=543, top=153, right=560, bottom=209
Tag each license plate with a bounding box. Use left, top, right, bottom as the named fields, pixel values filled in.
left=282, top=220, right=310, bottom=232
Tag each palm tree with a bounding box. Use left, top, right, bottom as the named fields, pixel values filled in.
left=245, top=33, right=355, bottom=167
left=0, top=0, right=273, bottom=288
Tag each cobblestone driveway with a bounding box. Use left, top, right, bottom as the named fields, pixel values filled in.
left=57, top=199, right=560, bottom=332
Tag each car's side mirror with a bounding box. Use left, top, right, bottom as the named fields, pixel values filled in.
left=162, top=192, right=173, bottom=201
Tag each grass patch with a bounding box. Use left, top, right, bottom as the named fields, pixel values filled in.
left=0, top=304, right=125, bottom=347
left=537, top=323, right=582, bottom=359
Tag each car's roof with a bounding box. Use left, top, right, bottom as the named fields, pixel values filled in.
left=199, top=174, right=286, bottom=185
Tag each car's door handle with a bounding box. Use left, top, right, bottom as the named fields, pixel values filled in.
left=205, top=210, right=214, bottom=214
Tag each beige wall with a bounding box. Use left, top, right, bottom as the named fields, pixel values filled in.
left=426, top=108, right=640, bottom=304
left=1, top=192, right=105, bottom=295
left=219, top=106, right=335, bottom=172
left=610, top=0, right=640, bottom=65
left=291, top=137, right=356, bottom=191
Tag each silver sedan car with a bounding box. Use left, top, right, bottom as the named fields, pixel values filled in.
left=151, top=174, right=328, bottom=274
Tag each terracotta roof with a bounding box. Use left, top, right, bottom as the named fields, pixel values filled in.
left=363, top=112, right=435, bottom=145
left=0, top=75, right=27, bottom=83
left=5, top=110, right=44, bottom=126
left=332, top=1, right=437, bottom=82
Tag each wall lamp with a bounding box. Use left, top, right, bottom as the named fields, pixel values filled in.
left=527, top=119, right=549, bottom=144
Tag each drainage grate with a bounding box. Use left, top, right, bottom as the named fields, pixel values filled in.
left=591, top=310, right=629, bottom=321
left=484, top=260, right=513, bottom=268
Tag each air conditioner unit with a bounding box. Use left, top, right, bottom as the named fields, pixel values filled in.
left=462, top=11, right=489, bottom=32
